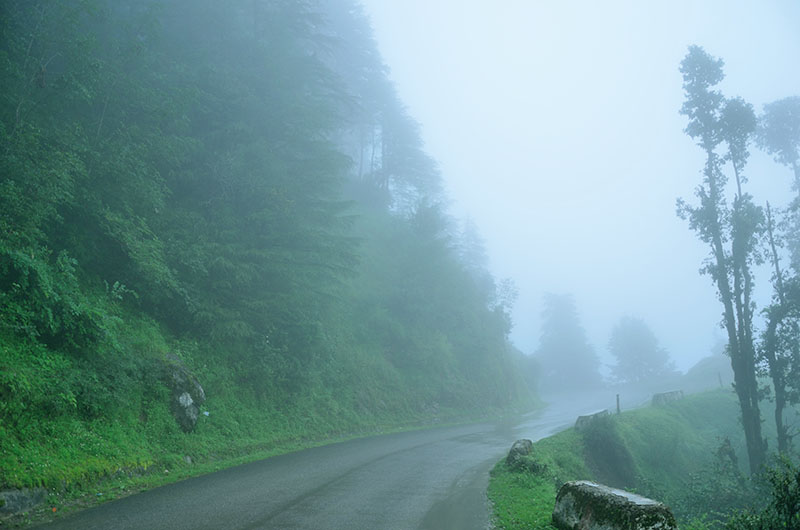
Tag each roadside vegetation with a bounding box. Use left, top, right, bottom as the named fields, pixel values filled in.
left=0, top=1, right=536, bottom=524
left=499, top=43, right=800, bottom=529
left=488, top=389, right=799, bottom=529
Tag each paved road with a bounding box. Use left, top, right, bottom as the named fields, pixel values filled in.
left=39, top=401, right=598, bottom=530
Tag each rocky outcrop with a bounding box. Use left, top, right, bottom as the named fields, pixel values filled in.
left=651, top=390, right=683, bottom=406
left=162, top=353, right=206, bottom=432
left=0, top=488, right=46, bottom=514
left=506, top=439, right=533, bottom=465
left=574, top=409, right=609, bottom=432
left=552, top=481, right=676, bottom=530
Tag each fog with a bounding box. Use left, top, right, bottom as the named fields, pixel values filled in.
left=359, top=0, right=800, bottom=371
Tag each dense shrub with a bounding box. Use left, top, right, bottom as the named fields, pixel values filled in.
left=726, top=458, right=800, bottom=530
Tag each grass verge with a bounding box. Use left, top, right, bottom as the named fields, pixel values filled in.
left=3, top=393, right=527, bottom=528
left=487, top=389, right=775, bottom=529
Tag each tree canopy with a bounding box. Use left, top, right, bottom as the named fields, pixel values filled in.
left=608, top=317, right=676, bottom=385
left=0, top=0, right=534, bottom=491
left=534, top=293, right=602, bottom=395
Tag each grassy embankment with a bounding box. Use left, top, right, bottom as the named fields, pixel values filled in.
left=1, top=312, right=534, bottom=528
left=488, top=389, right=783, bottom=529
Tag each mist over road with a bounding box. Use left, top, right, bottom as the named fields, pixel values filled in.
left=39, top=402, right=597, bottom=530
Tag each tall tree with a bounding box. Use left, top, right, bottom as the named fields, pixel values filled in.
left=608, top=317, right=675, bottom=385
left=676, top=46, right=765, bottom=473
left=534, top=293, right=602, bottom=395
left=760, top=203, right=800, bottom=453
left=757, top=95, right=800, bottom=453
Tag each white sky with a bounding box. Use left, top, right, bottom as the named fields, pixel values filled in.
left=358, top=0, right=800, bottom=371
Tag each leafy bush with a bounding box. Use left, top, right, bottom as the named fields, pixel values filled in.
left=726, top=457, right=800, bottom=530
left=0, top=337, right=77, bottom=432
left=673, top=439, right=763, bottom=528
left=0, top=245, right=103, bottom=353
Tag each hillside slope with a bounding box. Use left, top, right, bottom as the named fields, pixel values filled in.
left=0, top=0, right=536, bottom=515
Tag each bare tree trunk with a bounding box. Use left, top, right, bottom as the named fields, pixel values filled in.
left=763, top=311, right=789, bottom=453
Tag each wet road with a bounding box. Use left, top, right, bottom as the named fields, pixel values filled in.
left=39, top=401, right=601, bottom=530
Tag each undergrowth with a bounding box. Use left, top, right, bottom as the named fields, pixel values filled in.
left=0, top=305, right=530, bottom=527
left=488, top=390, right=791, bottom=530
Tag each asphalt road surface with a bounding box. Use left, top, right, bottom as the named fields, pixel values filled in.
left=39, top=400, right=601, bottom=530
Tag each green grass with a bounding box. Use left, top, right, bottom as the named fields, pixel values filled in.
left=488, top=466, right=559, bottom=530
left=488, top=429, right=588, bottom=529
left=7, top=414, right=483, bottom=527
left=614, top=391, right=745, bottom=498
left=487, top=389, right=768, bottom=530
left=3, top=392, right=515, bottom=528
left=0, top=309, right=535, bottom=527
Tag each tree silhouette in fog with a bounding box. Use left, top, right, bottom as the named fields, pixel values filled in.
left=608, top=316, right=676, bottom=385
left=534, top=293, right=602, bottom=395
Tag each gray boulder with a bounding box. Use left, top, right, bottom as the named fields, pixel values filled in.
left=506, top=439, right=533, bottom=466
left=0, top=488, right=46, bottom=514
left=163, top=354, right=206, bottom=432
left=552, top=480, right=676, bottom=530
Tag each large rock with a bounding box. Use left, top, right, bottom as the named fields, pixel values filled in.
left=506, top=439, right=533, bottom=465
left=0, top=488, right=46, bottom=514
left=162, top=353, right=206, bottom=432
left=552, top=481, right=676, bottom=530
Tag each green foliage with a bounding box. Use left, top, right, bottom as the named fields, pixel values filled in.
left=677, top=447, right=760, bottom=528
left=0, top=245, right=103, bottom=353
left=0, top=0, right=536, bottom=511
left=726, top=458, right=800, bottom=530
left=488, top=428, right=588, bottom=529
left=488, top=390, right=788, bottom=530
left=608, top=316, right=677, bottom=385
left=677, top=45, right=766, bottom=474
left=756, top=96, right=800, bottom=178
left=0, top=336, right=77, bottom=432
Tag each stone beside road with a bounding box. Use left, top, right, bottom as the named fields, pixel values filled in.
left=505, top=439, right=533, bottom=466
left=0, top=488, right=47, bottom=515
left=552, top=480, right=677, bottom=530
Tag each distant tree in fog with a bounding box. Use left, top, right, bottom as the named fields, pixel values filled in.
left=608, top=317, right=676, bottom=384
left=757, top=96, right=800, bottom=271
left=534, top=293, right=602, bottom=394
left=757, top=96, right=800, bottom=189
left=457, top=218, right=495, bottom=298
